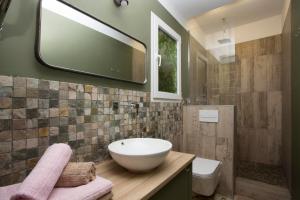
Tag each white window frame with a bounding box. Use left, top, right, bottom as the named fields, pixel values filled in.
left=151, top=12, right=182, bottom=102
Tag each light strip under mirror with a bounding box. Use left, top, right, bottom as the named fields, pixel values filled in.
left=42, top=0, right=145, bottom=53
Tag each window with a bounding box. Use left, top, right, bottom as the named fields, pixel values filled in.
left=151, top=12, right=182, bottom=101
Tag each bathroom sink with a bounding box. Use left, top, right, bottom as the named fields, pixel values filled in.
left=108, top=138, right=172, bottom=172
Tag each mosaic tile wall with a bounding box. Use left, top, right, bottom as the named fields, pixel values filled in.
left=0, top=75, right=183, bottom=186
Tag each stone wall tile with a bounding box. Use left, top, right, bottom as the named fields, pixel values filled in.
left=0, top=97, right=12, bottom=109
left=13, top=119, right=26, bottom=130
left=12, top=98, right=26, bottom=109
left=26, top=78, right=38, bottom=89
left=49, top=90, right=59, bottom=99
left=26, top=98, right=38, bottom=109
left=26, top=138, right=38, bottom=149
left=26, top=89, right=38, bottom=98
left=38, top=99, right=49, bottom=109
left=0, top=76, right=13, bottom=87
left=26, top=128, right=38, bottom=139
left=0, top=87, right=13, bottom=97
left=13, top=77, right=26, bottom=88
left=13, top=87, right=26, bottom=98
left=13, top=109, right=26, bottom=119
left=39, top=80, right=50, bottom=90
left=38, top=127, right=49, bottom=137
left=12, top=130, right=26, bottom=142
left=0, top=109, right=12, bottom=120
left=0, top=142, right=12, bottom=153
left=38, top=109, right=49, bottom=119
left=13, top=140, right=26, bottom=151
left=49, top=81, right=59, bottom=91
left=0, top=131, right=12, bottom=142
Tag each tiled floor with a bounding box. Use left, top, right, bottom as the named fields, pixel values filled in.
left=237, top=161, right=287, bottom=187
left=192, top=194, right=232, bottom=200
left=192, top=194, right=254, bottom=200
left=235, top=177, right=291, bottom=200
left=234, top=195, right=254, bottom=200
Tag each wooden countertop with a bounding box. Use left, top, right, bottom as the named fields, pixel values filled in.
left=95, top=151, right=195, bottom=200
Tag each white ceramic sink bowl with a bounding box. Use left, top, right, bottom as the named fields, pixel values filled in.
left=108, top=138, right=172, bottom=172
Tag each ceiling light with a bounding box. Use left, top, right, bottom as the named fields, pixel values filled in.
left=114, top=0, right=129, bottom=7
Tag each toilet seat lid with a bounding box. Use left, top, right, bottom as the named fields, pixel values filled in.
left=192, top=157, right=221, bottom=176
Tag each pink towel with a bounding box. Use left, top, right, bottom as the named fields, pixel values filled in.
left=0, top=183, right=20, bottom=200
left=11, top=143, right=72, bottom=200
left=0, top=177, right=112, bottom=200
left=48, top=176, right=113, bottom=200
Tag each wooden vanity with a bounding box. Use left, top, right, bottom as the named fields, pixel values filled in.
left=95, top=151, right=195, bottom=200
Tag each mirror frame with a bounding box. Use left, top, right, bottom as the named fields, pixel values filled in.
left=0, top=0, right=11, bottom=31
left=35, top=0, right=147, bottom=84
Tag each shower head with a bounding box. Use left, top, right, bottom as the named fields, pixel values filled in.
left=218, top=38, right=231, bottom=44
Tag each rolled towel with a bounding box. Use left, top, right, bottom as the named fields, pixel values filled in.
left=0, top=176, right=113, bottom=200
left=11, top=143, right=72, bottom=200
left=55, top=162, right=96, bottom=187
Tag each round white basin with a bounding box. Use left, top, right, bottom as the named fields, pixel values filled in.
left=108, top=138, right=172, bottom=172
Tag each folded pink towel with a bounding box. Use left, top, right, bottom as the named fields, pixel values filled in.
left=0, top=184, right=19, bottom=200
left=11, top=143, right=72, bottom=200
left=0, top=176, right=113, bottom=200
left=48, top=176, right=113, bottom=200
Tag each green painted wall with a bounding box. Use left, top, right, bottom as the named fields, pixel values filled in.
left=292, top=0, right=300, bottom=198
left=0, top=0, right=189, bottom=96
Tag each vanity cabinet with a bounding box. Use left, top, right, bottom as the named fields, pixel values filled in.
left=95, top=151, right=195, bottom=200
left=150, top=164, right=192, bottom=200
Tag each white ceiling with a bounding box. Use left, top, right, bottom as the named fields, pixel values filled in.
left=159, top=0, right=285, bottom=34
left=158, top=0, right=234, bottom=21
left=195, top=0, right=284, bottom=34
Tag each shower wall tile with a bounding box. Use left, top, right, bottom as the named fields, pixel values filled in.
left=240, top=93, right=254, bottom=128
left=267, top=91, right=282, bottom=130
left=239, top=129, right=282, bottom=165
left=240, top=58, right=254, bottom=93
left=267, top=54, right=282, bottom=91
left=207, top=35, right=283, bottom=166
left=253, top=92, right=268, bottom=128
left=0, top=75, right=183, bottom=186
left=236, top=35, right=281, bottom=59
left=254, top=56, right=269, bottom=92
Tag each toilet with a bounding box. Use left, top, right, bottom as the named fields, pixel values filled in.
left=192, top=157, right=222, bottom=196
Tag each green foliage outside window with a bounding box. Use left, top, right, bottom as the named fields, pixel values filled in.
left=158, top=29, right=177, bottom=93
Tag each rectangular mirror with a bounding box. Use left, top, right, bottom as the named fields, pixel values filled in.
left=37, top=0, right=147, bottom=84
left=0, top=0, right=11, bottom=31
